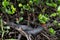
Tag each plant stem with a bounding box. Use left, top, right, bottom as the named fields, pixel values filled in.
left=0, top=17, right=4, bottom=39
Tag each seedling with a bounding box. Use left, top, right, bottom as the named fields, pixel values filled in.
left=58, top=23, right=60, bottom=27
left=29, top=0, right=33, bottom=5
left=57, top=5, right=60, bottom=14
left=18, top=3, right=31, bottom=13
left=11, top=5, right=16, bottom=14
left=33, top=0, right=40, bottom=5
left=53, top=20, right=60, bottom=28
left=20, top=9, right=24, bottom=14
left=23, top=4, right=31, bottom=11
left=2, top=0, right=16, bottom=14
left=5, top=5, right=16, bottom=14
left=46, top=3, right=57, bottom=8
left=50, top=13, right=57, bottom=17
left=53, top=20, right=58, bottom=24
left=2, top=0, right=9, bottom=7
left=49, top=28, right=56, bottom=35
left=38, top=14, right=49, bottom=24
left=18, top=3, right=23, bottom=7
left=29, top=0, right=40, bottom=5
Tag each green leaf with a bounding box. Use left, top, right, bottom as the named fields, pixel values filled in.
left=29, top=0, right=33, bottom=5
left=57, top=6, right=60, bottom=14
left=57, top=0, right=60, bottom=4
left=50, top=13, right=57, bottom=17
left=38, top=14, right=49, bottom=24
left=29, top=0, right=40, bottom=5
left=58, top=23, right=60, bottom=27
left=49, top=28, right=56, bottom=35
left=23, top=4, right=31, bottom=10
left=16, top=17, right=23, bottom=24
left=11, top=5, right=16, bottom=13
left=19, top=17, right=24, bottom=22
left=53, top=20, right=57, bottom=24
left=46, top=3, right=57, bottom=8
left=2, top=0, right=16, bottom=15
left=2, top=0, right=9, bottom=7
left=5, top=5, right=16, bottom=14
left=18, top=3, right=23, bottom=7
left=5, top=9, right=12, bottom=14
left=33, top=0, right=40, bottom=5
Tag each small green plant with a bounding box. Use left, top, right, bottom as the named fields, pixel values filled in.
left=18, top=3, right=23, bottom=7
left=29, top=0, right=40, bottom=5
left=38, top=14, right=49, bottom=24
left=58, top=23, right=60, bottom=26
left=50, top=13, right=57, bottom=17
left=29, top=0, right=33, bottom=5
left=20, top=8, right=24, bottom=14
left=57, top=5, right=60, bottom=14
left=2, top=0, right=9, bottom=7
left=49, top=28, right=56, bottom=35
left=5, top=5, right=16, bottom=14
left=18, top=3, right=31, bottom=11
left=0, top=16, right=10, bottom=38
left=2, top=0, right=16, bottom=14
left=53, top=20, right=58, bottom=24
left=46, top=3, right=57, bottom=8
left=53, top=20, right=58, bottom=26
left=23, top=4, right=31, bottom=11
left=33, top=0, right=40, bottom=5
left=46, top=0, right=57, bottom=8
left=53, top=20, right=60, bottom=28
left=18, top=3, right=31, bottom=13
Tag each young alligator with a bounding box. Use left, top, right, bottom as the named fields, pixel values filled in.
left=5, top=22, right=43, bottom=35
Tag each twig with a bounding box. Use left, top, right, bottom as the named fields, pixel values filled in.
left=18, top=34, right=22, bottom=40
left=18, top=28, right=32, bottom=40
left=27, top=13, right=30, bottom=26
left=33, top=13, right=35, bottom=22
left=41, top=33, right=50, bottom=40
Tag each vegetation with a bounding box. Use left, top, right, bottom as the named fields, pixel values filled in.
left=0, top=0, right=60, bottom=40
left=38, top=14, right=49, bottom=24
